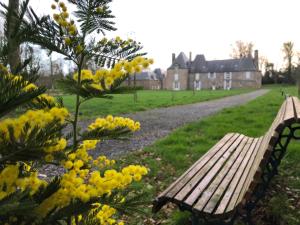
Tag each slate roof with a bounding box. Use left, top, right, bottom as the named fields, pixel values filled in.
left=168, top=52, right=190, bottom=69
left=190, top=54, right=206, bottom=72
left=135, top=71, right=157, bottom=80
left=169, top=53, right=258, bottom=73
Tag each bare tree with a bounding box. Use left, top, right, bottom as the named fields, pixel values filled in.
left=0, top=20, right=6, bottom=64
left=6, top=0, right=21, bottom=73
left=259, top=55, right=268, bottom=74
left=20, top=44, right=40, bottom=74
left=154, top=68, right=164, bottom=90
left=293, top=52, right=300, bottom=96
left=230, top=40, right=254, bottom=59
left=282, top=41, right=294, bottom=83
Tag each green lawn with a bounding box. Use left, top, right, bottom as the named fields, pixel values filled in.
left=120, top=86, right=300, bottom=225
left=62, top=89, right=252, bottom=118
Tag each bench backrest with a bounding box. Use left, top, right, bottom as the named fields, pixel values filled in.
left=240, top=96, right=300, bottom=207
left=265, top=96, right=299, bottom=154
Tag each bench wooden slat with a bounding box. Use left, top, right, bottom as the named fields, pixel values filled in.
left=219, top=137, right=263, bottom=213
left=214, top=137, right=261, bottom=214
left=201, top=137, right=255, bottom=214
left=283, top=97, right=296, bottom=124
left=196, top=137, right=252, bottom=213
left=235, top=134, right=270, bottom=208
left=262, top=100, right=288, bottom=163
left=162, top=133, right=239, bottom=201
left=160, top=133, right=236, bottom=200
left=274, top=98, right=288, bottom=132
left=261, top=100, right=286, bottom=159
left=292, top=97, right=300, bottom=122
left=182, top=135, right=245, bottom=206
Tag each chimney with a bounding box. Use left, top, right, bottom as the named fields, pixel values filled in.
left=172, top=53, right=176, bottom=64
left=254, top=50, right=259, bottom=70
left=189, top=52, right=192, bottom=63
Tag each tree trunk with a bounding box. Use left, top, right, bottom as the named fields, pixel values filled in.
left=288, top=64, right=292, bottom=83
left=7, top=0, right=21, bottom=73
left=128, top=76, right=131, bottom=87
left=50, top=55, right=54, bottom=89
left=133, top=73, right=136, bottom=87
left=133, top=73, right=137, bottom=102
left=298, top=78, right=300, bottom=97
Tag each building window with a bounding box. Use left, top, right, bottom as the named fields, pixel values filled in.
left=208, top=72, right=216, bottom=79
left=245, top=72, right=251, bottom=79
left=195, top=73, right=200, bottom=81
left=194, top=81, right=201, bottom=90
left=224, top=72, right=232, bottom=90
left=173, top=81, right=180, bottom=90
left=174, top=73, right=179, bottom=81
left=224, top=72, right=232, bottom=80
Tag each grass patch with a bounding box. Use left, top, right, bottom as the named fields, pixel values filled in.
left=119, top=86, right=300, bottom=225
left=61, top=89, right=253, bottom=118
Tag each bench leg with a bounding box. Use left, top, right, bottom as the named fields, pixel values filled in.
left=191, top=214, right=201, bottom=225
left=245, top=211, right=254, bottom=225
left=191, top=213, right=236, bottom=225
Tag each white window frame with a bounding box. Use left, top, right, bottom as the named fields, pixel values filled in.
left=173, top=81, right=180, bottom=90
left=174, top=73, right=179, bottom=81
left=208, top=72, right=216, bottom=79
left=224, top=72, right=232, bottom=90
left=245, top=71, right=251, bottom=79
left=194, top=80, right=201, bottom=90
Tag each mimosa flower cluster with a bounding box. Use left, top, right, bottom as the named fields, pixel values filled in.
left=95, top=204, right=124, bottom=225
left=88, top=115, right=141, bottom=132
left=4, top=72, right=57, bottom=106
left=0, top=107, right=69, bottom=142
left=36, top=137, right=148, bottom=224
left=51, top=1, right=81, bottom=53
left=73, top=56, right=154, bottom=90
left=0, top=0, right=152, bottom=221
left=0, top=164, right=47, bottom=200
left=24, top=83, right=56, bottom=105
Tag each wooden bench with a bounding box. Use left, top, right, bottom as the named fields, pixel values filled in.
left=153, top=96, right=300, bottom=225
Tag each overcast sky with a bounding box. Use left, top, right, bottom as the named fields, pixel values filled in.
left=4, top=0, right=300, bottom=71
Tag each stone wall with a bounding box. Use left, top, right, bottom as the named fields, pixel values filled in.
left=165, top=69, right=189, bottom=90
left=189, top=71, right=262, bottom=89
left=167, top=71, right=262, bottom=90
left=121, top=79, right=161, bottom=90
left=135, top=80, right=161, bottom=90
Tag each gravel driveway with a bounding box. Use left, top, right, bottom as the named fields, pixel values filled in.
left=42, top=89, right=268, bottom=176
left=84, top=89, right=269, bottom=158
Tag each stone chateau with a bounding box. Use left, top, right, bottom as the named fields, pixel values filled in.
left=165, top=51, right=262, bottom=90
